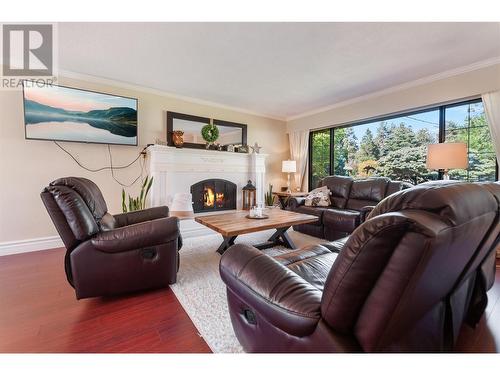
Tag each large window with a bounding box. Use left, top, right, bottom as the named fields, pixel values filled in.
left=309, top=99, right=497, bottom=188
left=444, top=101, right=497, bottom=181
left=310, top=129, right=331, bottom=188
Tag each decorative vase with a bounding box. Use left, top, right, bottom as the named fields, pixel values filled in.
left=172, top=131, right=184, bottom=148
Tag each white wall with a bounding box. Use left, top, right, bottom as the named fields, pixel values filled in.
left=0, top=75, right=288, bottom=245
left=287, top=63, right=500, bottom=133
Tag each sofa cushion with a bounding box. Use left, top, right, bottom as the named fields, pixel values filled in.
left=346, top=178, right=389, bottom=211
left=274, top=245, right=338, bottom=291
left=304, top=186, right=331, bottom=207
left=350, top=178, right=389, bottom=201
left=323, top=208, right=360, bottom=234
left=322, top=236, right=349, bottom=253
left=346, top=198, right=378, bottom=211
left=320, top=176, right=353, bottom=209
left=294, top=205, right=329, bottom=225
left=386, top=181, right=404, bottom=197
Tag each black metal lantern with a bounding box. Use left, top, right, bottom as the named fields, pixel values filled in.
left=242, top=180, right=256, bottom=210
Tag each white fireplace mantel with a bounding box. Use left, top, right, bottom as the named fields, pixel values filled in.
left=147, top=145, right=268, bottom=210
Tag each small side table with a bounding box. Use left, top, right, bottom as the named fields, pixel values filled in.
left=272, top=191, right=308, bottom=209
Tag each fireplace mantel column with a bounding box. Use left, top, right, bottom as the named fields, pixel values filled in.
left=250, top=153, right=267, bottom=206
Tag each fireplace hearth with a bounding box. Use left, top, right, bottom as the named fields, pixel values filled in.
left=191, top=179, right=237, bottom=213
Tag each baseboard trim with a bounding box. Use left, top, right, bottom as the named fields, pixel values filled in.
left=0, top=236, right=64, bottom=257
left=0, top=224, right=216, bottom=257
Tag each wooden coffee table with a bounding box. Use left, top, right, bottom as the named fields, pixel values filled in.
left=195, top=209, right=318, bottom=254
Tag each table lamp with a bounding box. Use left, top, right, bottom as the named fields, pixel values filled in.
left=282, top=160, right=296, bottom=193
left=426, top=143, right=468, bottom=180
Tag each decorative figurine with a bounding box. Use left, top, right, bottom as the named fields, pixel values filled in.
left=171, top=130, right=184, bottom=148
left=250, top=142, right=262, bottom=154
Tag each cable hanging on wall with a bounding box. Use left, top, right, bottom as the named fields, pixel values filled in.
left=53, top=141, right=150, bottom=187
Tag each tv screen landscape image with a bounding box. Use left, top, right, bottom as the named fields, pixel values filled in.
left=23, top=83, right=138, bottom=146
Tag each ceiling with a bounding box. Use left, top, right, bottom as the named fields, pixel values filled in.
left=58, top=23, right=500, bottom=120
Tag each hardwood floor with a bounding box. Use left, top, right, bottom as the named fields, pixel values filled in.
left=0, top=247, right=498, bottom=353
left=0, top=248, right=211, bottom=353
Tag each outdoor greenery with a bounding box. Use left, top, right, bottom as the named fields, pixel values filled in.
left=310, top=101, right=496, bottom=187
left=445, top=105, right=496, bottom=181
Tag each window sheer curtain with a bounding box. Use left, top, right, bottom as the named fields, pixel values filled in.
left=482, top=91, right=500, bottom=181
left=289, top=130, right=309, bottom=191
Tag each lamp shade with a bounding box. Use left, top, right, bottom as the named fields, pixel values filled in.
left=426, top=143, right=468, bottom=170
left=170, top=193, right=193, bottom=212
left=282, top=160, right=297, bottom=173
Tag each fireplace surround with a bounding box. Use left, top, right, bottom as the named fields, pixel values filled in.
left=147, top=145, right=267, bottom=237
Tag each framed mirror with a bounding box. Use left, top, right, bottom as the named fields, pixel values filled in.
left=167, top=111, right=247, bottom=149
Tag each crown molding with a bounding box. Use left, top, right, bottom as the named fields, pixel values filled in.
left=57, top=69, right=287, bottom=122
left=286, top=56, right=500, bottom=122
left=57, top=56, right=500, bottom=124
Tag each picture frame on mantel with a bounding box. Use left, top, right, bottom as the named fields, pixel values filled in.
left=166, top=111, right=248, bottom=150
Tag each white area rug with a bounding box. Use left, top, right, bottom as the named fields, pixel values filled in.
left=170, top=229, right=324, bottom=353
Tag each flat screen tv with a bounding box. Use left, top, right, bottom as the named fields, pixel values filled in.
left=23, top=82, right=138, bottom=146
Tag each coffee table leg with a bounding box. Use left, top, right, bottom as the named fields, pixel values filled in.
left=217, top=235, right=237, bottom=255
left=278, top=228, right=296, bottom=249
left=254, top=226, right=296, bottom=250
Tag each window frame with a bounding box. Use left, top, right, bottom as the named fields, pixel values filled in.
left=308, top=98, right=499, bottom=188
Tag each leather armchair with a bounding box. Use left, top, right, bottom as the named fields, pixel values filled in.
left=221, top=182, right=500, bottom=352
left=41, top=177, right=182, bottom=299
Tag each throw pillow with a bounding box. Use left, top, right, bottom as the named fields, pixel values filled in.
left=304, top=186, right=331, bottom=207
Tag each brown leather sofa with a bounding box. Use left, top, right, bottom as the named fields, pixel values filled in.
left=41, top=177, right=182, bottom=299
left=220, top=181, right=500, bottom=352
left=288, top=176, right=412, bottom=240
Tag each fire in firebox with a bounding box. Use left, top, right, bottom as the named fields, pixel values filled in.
left=191, top=179, right=237, bottom=213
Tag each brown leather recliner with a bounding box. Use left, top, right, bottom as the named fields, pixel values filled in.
left=41, top=177, right=182, bottom=299
left=288, top=176, right=412, bottom=241
left=220, top=182, right=500, bottom=352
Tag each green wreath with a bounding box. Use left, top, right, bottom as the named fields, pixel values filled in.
left=201, top=124, right=219, bottom=143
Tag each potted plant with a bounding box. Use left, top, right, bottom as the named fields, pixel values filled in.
left=264, top=183, right=275, bottom=208
left=121, top=176, right=154, bottom=213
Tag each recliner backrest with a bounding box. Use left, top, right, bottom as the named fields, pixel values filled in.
left=41, top=177, right=112, bottom=249
left=320, top=182, right=498, bottom=351
left=319, top=176, right=353, bottom=208
left=51, top=177, right=108, bottom=221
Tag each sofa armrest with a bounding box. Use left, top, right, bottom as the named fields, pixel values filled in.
left=220, top=243, right=322, bottom=337
left=114, top=206, right=169, bottom=227
left=91, top=216, right=180, bottom=253
left=287, top=197, right=306, bottom=210
left=359, top=205, right=376, bottom=223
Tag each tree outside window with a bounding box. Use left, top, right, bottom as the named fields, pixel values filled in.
left=309, top=100, right=497, bottom=188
